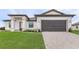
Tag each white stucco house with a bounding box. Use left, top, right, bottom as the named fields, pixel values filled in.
left=3, top=9, right=75, bottom=32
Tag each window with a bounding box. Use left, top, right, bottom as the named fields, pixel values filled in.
left=29, top=22, right=33, bottom=28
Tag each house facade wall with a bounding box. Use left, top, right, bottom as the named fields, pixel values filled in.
left=10, top=16, right=27, bottom=31
left=36, top=17, right=72, bottom=31
left=7, top=16, right=37, bottom=31
left=4, top=16, right=72, bottom=32
left=5, top=21, right=11, bottom=31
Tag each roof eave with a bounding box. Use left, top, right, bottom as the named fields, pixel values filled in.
left=8, top=14, right=29, bottom=20
left=8, top=14, right=27, bottom=16
left=27, top=20, right=37, bottom=21
left=35, top=14, right=75, bottom=17
left=3, top=20, right=11, bottom=22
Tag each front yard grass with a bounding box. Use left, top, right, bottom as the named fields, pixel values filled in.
left=0, top=32, right=45, bottom=49
left=71, top=30, right=79, bottom=35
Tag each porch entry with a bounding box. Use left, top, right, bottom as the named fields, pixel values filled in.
left=19, top=22, right=22, bottom=31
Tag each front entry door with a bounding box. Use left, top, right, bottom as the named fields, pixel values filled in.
left=19, top=22, right=22, bottom=31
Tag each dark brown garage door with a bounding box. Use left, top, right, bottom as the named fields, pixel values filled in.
left=41, top=20, right=66, bottom=31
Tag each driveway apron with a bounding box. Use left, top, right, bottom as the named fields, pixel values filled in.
left=42, top=32, right=79, bottom=49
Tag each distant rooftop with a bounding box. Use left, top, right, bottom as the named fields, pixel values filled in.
left=72, top=22, right=79, bottom=26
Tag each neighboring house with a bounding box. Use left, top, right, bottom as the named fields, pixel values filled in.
left=72, top=22, right=79, bottom=30
left=3, top=9, right=75, bottom=32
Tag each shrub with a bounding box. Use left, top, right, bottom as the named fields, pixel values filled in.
left=68, top=28, right=72, bottom=32
left=0, top=27, right=5, bottom=30
left=23, top=29, right=37, bottom=32
left=37, top=29, right=41, bottom=32
left=4, top=30, right=11, bottom=32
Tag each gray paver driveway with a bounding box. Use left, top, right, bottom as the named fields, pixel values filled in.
left=42, top=32, right=79, bottom=49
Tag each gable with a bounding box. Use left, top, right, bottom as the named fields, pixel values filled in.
left=41, top=9, right=65, bottom=15
left=43, top=11, right=61, bottom=15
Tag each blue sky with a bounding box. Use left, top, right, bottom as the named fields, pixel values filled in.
left=0, top=9, right=79, bottom=27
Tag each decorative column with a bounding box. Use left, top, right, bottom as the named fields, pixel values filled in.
left=11, top=19, right=15, bottom=31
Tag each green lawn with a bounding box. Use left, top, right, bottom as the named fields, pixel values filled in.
left=71, top=30, right=79, bottom=35
left=0, top=32, right=45, bottom=49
